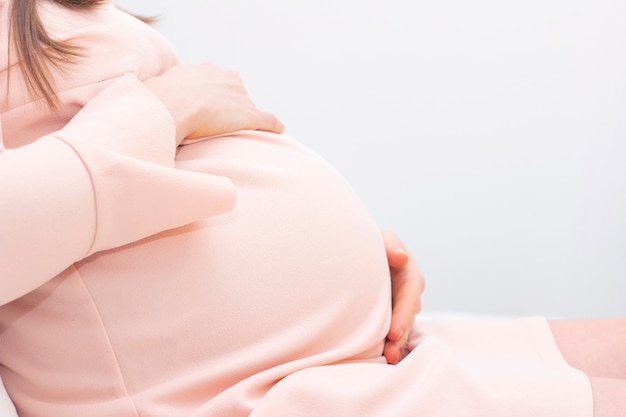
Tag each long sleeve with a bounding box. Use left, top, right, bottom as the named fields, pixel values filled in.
left=0, top=74, right=236, bottom=306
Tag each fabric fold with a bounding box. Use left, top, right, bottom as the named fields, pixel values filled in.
left=58, top=137, right=237, bottom=256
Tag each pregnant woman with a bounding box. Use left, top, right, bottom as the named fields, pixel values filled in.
left=1, top=1, right=623, bottom=416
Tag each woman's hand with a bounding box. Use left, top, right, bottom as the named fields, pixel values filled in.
left=382, top=231, right=425, bottom=364
left=144, top=62, right=284, bottom=144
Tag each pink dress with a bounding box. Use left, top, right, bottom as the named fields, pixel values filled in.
left=0, top=1, right=592, bottom=416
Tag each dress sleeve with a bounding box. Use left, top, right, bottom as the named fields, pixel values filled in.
left=0, top=74, right=236, bottom=306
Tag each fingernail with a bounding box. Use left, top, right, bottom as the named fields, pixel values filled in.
left=396, top=249, right=410, bottom=261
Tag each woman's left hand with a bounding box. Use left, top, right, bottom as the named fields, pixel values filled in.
left=144, top=63, right=284, bottom=144
left=381, top=231, right=425, bottom=364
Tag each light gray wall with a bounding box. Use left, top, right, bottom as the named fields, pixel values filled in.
left=117, top=0, right=626, bottom=318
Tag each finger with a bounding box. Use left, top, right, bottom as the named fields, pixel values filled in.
left=255, top=109, right=285, bottom=134
left=383, top=231, right=416, bottom=342
left=387, top=256, right=424, bottom=342
left=384, top=334, right=412, bottom=365
left=387, top=296, right=420, bottom=342
left=382, top=230, right=425, bottom=364
left=382, top=230, right=410, bottom=268
left=383, top=339, right=404, bottom=365
left=392, top=261, right=424, bottom=318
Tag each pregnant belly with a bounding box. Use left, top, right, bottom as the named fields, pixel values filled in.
left=76, top=131, right=392, bottom=398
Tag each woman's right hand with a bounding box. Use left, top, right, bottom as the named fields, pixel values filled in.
left=144, top=62, right=284, bottom=144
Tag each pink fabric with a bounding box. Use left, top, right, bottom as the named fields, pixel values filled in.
left=0, top=1, right=592, bottom=416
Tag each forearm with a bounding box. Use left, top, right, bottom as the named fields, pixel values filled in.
left=0, top=74, right=235, bottom=305
left=0, top=138, right=96, bottom=305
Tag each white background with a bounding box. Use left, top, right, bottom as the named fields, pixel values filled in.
left=117, top=0, right=625, bottom=318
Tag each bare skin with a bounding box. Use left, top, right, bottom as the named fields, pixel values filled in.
left=144, top=62, right=285, bottom=144
left=144, top=63, right=424, bottom=365
left=144, top=63, right=626, bottom=414
left=381, top=231, right=425, bottom=364
left=550, top=318, right=626, bottom=416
